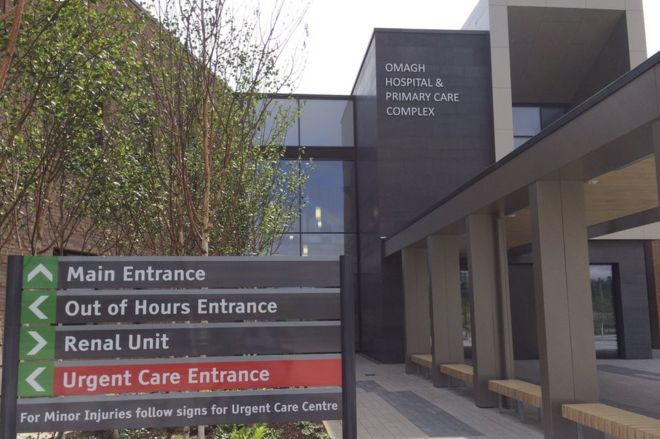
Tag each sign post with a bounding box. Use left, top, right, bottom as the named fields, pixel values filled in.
left=1, top=255, right=356, bottom=438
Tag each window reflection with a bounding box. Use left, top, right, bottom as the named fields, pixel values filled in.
left=512, top=107, right=541, bottom=137
left=512, top=105, right=566, bottom=149
left=301, top=234, right=354, bottom=257
left=591, top=264, right=619, bottom=357
left=300, top=99, right=354, bottom=147
left=279, top=160, right=301, bottom=233
left=462, top=265, right=619, bottom=358
left=259, top=99, right=299, bottom=146
left=272, top=233, right=300, bottom=256
left=541, top=106, right=565, bottom=129
left=302, top=161, right=354, bottom=233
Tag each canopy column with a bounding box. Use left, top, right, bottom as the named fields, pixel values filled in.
left=530, top=179, right=599, bottom=439
left=426, top=234, right=464, bottom=387
left=402, top=247, right=431, bottom=373
left=466, top=214, right=512, bottom=407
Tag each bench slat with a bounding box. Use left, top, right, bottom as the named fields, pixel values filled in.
left=439, top=363, right=474, bottom=385
left=410, top=354, right=432, bottom=369
left=488, top=379, right=542, bottom=408
left=562, top=403, right=660, bottom=439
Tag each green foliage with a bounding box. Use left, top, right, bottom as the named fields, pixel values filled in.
left=126, top=0, right=306, bottom=257
left=0, top=0, right=155, bottom=254
left=296, top=421, right=331, bottom=438
left=118, top=428, right=150, bottom=439
left=212, top=424, right=276, bottom=439
left=0, top=0, right=306, bottom=257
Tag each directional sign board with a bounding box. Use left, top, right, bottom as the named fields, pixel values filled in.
left=0, top=256, right=357, bottom=438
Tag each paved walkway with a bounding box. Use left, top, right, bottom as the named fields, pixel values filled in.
left=516, top=357, right=660, bottom=419
left=326, top=354, right=660, bottom=439
left=325, top=356, right=543, bottom=439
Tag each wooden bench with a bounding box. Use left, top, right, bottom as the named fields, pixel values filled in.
left=409, top=354, right=432, bottom=369
left=563, top=403, right=660, bottom=439
left=489, top=379, right=542, bottom=422
left=439, top=363, right=473, bottom=387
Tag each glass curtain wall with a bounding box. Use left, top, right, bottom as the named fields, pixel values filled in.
left=591, top=264, right=619, bottom=357
left=267, top=97, right=356, bottom=258
left=461, top=264, right=620, bottom=358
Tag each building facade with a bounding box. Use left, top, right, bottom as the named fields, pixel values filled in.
left=271, top=0, right=660, bottom=366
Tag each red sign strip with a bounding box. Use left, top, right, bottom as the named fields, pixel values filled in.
left=54, top=358, right=342, bottom=396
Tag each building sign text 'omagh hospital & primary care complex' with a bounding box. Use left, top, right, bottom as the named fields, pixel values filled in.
left=383, top=62, right=460, bottom=117
left=0, top=255, right=357, bottom=438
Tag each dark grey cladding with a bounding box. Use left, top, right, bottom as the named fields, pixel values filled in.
left=353, top=29, right=494, bottom=363
left=509, top=240, right=653, bottom=360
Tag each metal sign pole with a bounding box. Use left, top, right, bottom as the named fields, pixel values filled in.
left=1, top=256, right=23, bottom=439
left=340, top=256, right=357, bottom=439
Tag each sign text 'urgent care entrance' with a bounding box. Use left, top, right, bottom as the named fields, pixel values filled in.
left=1, top=256, right=357, bottom=438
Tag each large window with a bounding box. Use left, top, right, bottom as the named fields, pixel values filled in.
left=513, top=105, right=566, bottom=148
left=259, top=98, right=299, bottom=146
left=272, top=160, right=355, bottom=258
left=462, top=264, right=620, bottom=357
left=266, top=96, right=355, bottom=259
left=300, top=99, right=354, bottom=147
left=591, top=264, right=619, bottom=357
left=259, top=97, right=354, bottom=148
left=302, top=161, right=354, bottom=233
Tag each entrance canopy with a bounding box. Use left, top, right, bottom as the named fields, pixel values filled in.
left=384, top=52, right=660, bottom=256
left=387, top=51, right=660, bottom=439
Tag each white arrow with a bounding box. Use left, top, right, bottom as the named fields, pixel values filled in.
left=26, top=367, right=46, bottom=392
left=27, top=263, right=53, bottom=283
left=27, top=330, right=47, bottom=356
left=29, top=295, right=49, bottom=320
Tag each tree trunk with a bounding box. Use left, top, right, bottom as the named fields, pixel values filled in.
left=0, top=0, right=25, bottom=92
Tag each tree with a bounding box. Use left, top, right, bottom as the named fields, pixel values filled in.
left=128, top=0, right=309, bottom=257
left=0, top=0, right=26, bottom=92
left=0, top=0, right=154, bottom=255
left=0, top=0, right=73, bottom=93
left=133, top=1, right=309, bottom=436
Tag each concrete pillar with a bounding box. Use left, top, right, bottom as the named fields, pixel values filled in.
left=466, top=214, right=507, bottom=408
left=402, top=247, right=431, bottom=373
left=530, top=180, right=599, bottom=439
left=496, top=216, right=515, bottom=379
left=426, top=235, right=464, bottom=387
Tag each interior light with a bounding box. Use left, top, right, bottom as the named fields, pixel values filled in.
left=302, top=244, right=309, bottom=257
left=317, top=220, right=323, bottom=229
left=288, top=235, right=295, bottom=240
left=315, top=207, right=322, bottom=220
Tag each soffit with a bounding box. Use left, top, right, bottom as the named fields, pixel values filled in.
left=508, top=6, right=625, bottom=103
left=505, top=156, right=658, bottom=249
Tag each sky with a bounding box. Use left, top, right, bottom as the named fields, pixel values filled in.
left=293, top=0, right=660, bottom=94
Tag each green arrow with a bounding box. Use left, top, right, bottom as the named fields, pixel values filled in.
left=22, top=256, right=58, bottom=289
left=18, top=362, right=54, bottom=397
left=19, top=326, right=55, bottom=360
left=21, top=291, right=56, bottom=324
